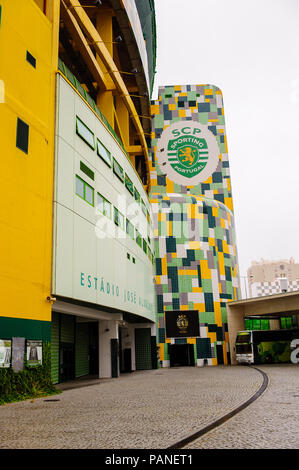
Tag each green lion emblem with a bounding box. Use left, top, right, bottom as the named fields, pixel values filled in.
left=167, top=136, right=208, bottom=178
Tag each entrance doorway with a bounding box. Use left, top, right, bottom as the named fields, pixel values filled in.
left=169, top=344, right=195, bottom=367
left=59, top=342, right=75, bottom=382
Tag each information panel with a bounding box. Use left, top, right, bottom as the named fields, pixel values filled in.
left=165, top=310, right=200, bottom=338
left=26, top=340, right=43, bottom=367
left=0, top=340, right=11, bottom=368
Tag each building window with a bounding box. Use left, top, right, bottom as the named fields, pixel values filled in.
left=126, top=218, right=134, bottom=240
left=125, top=173, right=134, bottom=195
left=80, top=161, right=94, bottom=180
left=135, top=229, right=142, bottom=247
left=141, top=199, right=147, bottom=216
left=26, top=51, right=36, bottom=68
left=114, top=207, right=124, bottom=230
left=134, top=188, right=140, bottom=203
left=97, top=193, right=111, bottom=218
left=245, top=318, right=270, bottom=330
left=113, top=158, right=124, bottom=182
left=97, top=139, right=112, bottom=167
left=75, top=175, right=94, bottom=206
left=76, top=116, right=95, bottom=149
left=16, top=118, right=29, bottom=154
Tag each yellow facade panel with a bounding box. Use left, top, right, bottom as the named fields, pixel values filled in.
left=0, top=0, right=57, bottom=322
left=200, top=259, right=211, bottom=279
left=189, top=241, right=201, bottom=250
left=187, top=338, right=196, bottom=344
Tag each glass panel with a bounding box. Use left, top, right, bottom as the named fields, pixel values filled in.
left=236, top=333, right=251, bottom=344
left=76, top=176, right=84, bottom=198
left=236, top=344, right=252, bottom=354
left=136, top=230, right=142, bottom=247
left=76, top=117, right=95, bottom=149
left=113, top=159, right=124, bottom=182
left=134, top=188, right=140, bottom=203
left=141, top=199, right=147, bottom=215
left=261, top=319, right=269, bottom=330
left=118, top=212, right=124, bottom=231
left=126, top=219, right=134, bottom=239
left=114, top=207, right=119, bottom=226
left=125, top=173, right=134, bottom=195
left=85, top=184, right=94, bottom=205
left=97, top=193, right=104, bottom=214
left=104, top=200, right=111, bottom=218
left=252, top=319, right=261, bottom=330
left=97, top=140, right=112, bottom=167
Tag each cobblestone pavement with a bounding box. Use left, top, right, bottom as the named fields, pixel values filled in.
left=186, top=364, right=299, bottom=449
left=0, top=364, right=296, bottom=449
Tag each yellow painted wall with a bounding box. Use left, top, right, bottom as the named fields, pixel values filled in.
left=0, top=0, right=56, bottom=321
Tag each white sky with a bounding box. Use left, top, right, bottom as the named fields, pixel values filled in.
left=152, top=0, right=299, bottom=288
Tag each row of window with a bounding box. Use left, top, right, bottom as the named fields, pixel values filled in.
left=244, top=316, right=296, bottom=331
left=75, top=175, right=155, bottom=264
left=75, top=116, right=151, bottom=225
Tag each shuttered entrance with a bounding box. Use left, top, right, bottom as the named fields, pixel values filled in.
left=135, top=328, right=152, bottom=370
left=51, top=313, right=98, bottom=384
left=59, top=314, right=75, bottom=382
left=75, top=322, right=89, bottom=378
left=51, top=312, right=60, bottom=384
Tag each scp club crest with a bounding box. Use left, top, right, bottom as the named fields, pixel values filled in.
left=156, top=121, right=220, bottom=186
left=176, top=314, right=189, bottom=334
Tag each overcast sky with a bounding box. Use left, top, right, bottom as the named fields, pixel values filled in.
left=152, top=0, right=299, bottom=290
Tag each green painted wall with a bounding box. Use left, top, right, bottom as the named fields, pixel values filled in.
left=75, top=322, right=89, bottom=378
left=0, top=316, right=51, bottom=341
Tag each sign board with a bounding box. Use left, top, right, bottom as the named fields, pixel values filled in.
left=165, top=310, right=200, bottom=338
left=0, top=340, right=11, bottom=368
left=156, top=121, right=220, bottom=186
left=26, top=340, right=43, bottom=367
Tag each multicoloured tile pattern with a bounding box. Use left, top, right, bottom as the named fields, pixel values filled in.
left=150, top=84, right=241, bottom=366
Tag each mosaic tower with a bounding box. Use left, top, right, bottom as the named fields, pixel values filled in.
left=150, top=84, right=241, bottom=366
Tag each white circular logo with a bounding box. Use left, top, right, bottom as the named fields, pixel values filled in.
left=156, top=121, right=220, bottom=185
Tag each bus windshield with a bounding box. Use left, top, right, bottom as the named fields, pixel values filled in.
left=236, top=332, right=251, bottom=344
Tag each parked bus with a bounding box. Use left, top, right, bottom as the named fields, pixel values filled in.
left=235, top=328, right=299, bottom=365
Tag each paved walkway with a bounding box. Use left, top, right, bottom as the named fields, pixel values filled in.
left=0, top=364, right=297, bottom=449
left=186, top=364, right=299, bottom=449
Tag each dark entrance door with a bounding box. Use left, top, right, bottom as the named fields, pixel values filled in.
left=59, top=342, right=75, bottom=382
left=123, top=348, right=132, bottom=372
left=169, top=344, right=195, bottom=367
left=216, top=344, right=224, bottom=365
left=135, top=328, right=152, bottom=370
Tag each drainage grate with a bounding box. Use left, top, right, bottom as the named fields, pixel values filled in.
left=43, top=399, right=60, bottom=402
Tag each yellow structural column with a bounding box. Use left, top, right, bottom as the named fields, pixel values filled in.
left=96, top=9, right=114, bottom=129
left=115, top=95, right=130, bottom=149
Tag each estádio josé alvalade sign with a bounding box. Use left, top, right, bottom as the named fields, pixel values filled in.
left=156, top=121, right=220, bottom=186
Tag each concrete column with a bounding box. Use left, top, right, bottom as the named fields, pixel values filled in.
left=227, top=305, right=245, bottom=365
left=270, top=319, right=280, bottom=330
left=98, top=320, right=119, bottom=378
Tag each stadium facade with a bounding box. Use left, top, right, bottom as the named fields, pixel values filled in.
left=0, top=0, right=241, bottom=391
left=0, top=0, right=157, bottom=383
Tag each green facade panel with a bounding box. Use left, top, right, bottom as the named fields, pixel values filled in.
left=135, top=328, right=152, bottom=370
left=75, top=323, right=89, bottom=378
left=0, top=316, right=51, bottom=341
left=51, top=312, right=59, bottom=384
